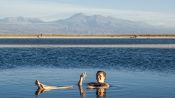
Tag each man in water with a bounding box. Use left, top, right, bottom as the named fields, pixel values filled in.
left=35, top=70, right=109, bottom=96
left=78, top=70, right=109, bottom=98
left=78, top=70, right=110, bottom=88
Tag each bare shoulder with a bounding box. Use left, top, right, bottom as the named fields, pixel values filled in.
left=88, top=82, right=110, bottom=89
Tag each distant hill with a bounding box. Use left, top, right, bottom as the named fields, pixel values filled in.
left=0, top=16, right=43, bottom=24
left=0, top=13, right=174, bottom=34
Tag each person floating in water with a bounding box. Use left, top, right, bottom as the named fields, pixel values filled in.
left=35, top=70, right=109, bottom=97
left=78, top=70, right=109, bottom=98
left=78, top=70, right=110, bottom=88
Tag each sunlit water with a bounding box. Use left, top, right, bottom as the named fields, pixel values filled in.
left=0, top=68, right=175, bottom=98
left=0, top=47, right=175, bottom=98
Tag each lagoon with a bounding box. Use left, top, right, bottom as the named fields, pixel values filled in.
left=0, top=68, right=175, bottom=98
left=0, top=48, right=175, bottom=98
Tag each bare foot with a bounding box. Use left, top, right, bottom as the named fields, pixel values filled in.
left=35, top=80, right=45, bottom=89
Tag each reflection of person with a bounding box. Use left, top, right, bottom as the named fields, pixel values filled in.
left=78, top=70, right=109, bottom=98
left=35, top=80, right=73, bottom=95
left=96, top=88, right=106, bottom=98
left=78, top=85, right=86, bottom=97
left=35, top=88, right=46, bottom=96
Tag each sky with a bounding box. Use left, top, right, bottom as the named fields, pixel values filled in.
left=0, top=0, right=175, bottom=27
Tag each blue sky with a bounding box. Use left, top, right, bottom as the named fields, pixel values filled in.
left=0, top=0, right=175, bottom=27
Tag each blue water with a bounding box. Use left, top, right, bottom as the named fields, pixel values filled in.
left=0, top=48, right=175, bottom=72
left=1, top=68, right=175, bottom=98
left=0, top=39, right=175, bottom=98
left=0, top=38, right=175, bottom=45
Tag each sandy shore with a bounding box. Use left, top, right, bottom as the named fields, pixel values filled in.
left=0, top=44, right=175, bottom=48
left=0, top=34, right=175, bottom=39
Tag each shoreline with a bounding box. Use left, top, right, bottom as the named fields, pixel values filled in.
left=0, top=34, right=175, bottom=39
left=0, top=44, right=175, bottom=48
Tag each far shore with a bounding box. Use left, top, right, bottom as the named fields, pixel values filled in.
left=0, top=34, right=175, bottom=39
left=0, top=44, right=175, bottom=48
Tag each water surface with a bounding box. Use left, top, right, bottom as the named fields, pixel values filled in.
left=0, top=68, right=175, bottom=98
left=0, top=38, right=175, bottom=45
left=0, top=45, right=175, bottom=98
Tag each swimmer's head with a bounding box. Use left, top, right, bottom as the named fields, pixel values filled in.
left=96, top=71, right=106, bottom=83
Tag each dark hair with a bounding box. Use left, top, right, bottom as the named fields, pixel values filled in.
left=96, top=71, right=106, bottom=78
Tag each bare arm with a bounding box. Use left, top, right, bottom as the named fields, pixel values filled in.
left=78, top=73, right=87, bottom=97
left=78, top=73, right=84, bottom=86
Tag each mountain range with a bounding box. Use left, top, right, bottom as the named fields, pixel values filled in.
left=0, top=13, right=174, bottom=34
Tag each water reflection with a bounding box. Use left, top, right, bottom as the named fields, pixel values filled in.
left=78, top=86, right=86, bottom=97
left=96, top=88, right=106, bottom=98
left=35, top=88, right=48, bottom=96
left=78, top=85, right=107, bottom=98
left=35, top=85, right=107, bottom=98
